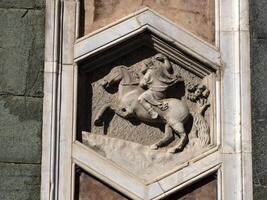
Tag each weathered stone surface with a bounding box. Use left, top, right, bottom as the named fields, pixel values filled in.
left=250, top=2, right=267, bottom=197
left=81, top=0, right=215, bottom=43
left=253, top=185, right=267, bottom=200
left=0, top=8, right=44, bottom=97
left=251, top=39, right=267, bottom=190
left=0, top=163, right=40, bottom=200
left=252, top=120, right=267, bottom=170
left=250, top=0, right=267, bottom=39
left=251, top=39, right=267, bottom=119
left=0, top=0, right=44, bottom=9
left=0, top=1, right=44, bottom=200
left=252, top=120, right=267, bottom=186
left=0, top=95, right=42, bottom=163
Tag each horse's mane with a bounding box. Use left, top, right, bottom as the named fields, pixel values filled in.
left=115, top=65, right=140, bottom=85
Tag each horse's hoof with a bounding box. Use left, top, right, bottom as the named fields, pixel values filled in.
left=167, top=147, right=177, bottom=154
left=94, top=118, right=103, bottom=126
left=168, top=146, right=183, bottom=153
left=150, top=144, right=158, bottom=150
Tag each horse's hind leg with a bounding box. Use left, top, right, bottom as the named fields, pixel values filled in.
left=168, top=122, right=188, bottom=153
left=150, top=124, right=174, bottom=150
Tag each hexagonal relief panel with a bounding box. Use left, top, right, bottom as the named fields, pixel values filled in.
left=73, top=9, right=221, bottom=199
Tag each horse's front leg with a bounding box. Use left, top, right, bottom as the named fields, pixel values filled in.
left=150, top=124, right=174, bottom=150
left=111, top=104, right=133, bottom=119
left=94, top=103, right=112, bottom=126
left=94, top=103, right=130, bottom=126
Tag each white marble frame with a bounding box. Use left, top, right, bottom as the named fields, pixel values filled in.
left=41, top=0, right=253, bottom=199
left=71, top=9, right=221, bottom=199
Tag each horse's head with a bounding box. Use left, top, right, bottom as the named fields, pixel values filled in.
left=100, top=65, right=126, bottom=89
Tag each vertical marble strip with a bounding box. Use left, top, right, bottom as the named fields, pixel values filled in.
left=62, top=1, right=76, bottom=64
left=44, top=0, right=61, bottom=63
left=58, top=64, right=75, bottom=200
left=57, top=2, right=77, bottom=199
left=42, top=0, right=78, bottom=200
left=41, top=0, right=61, bottom=199
left=239, top=0, right=253, bottom=199
left=219, top=0, right=252, bottom=199
left=220, top=0, right=241, bottom=199
left=72, top=64, right=78, bottom=142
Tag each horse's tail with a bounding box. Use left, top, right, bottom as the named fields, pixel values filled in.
left=191, top=112, right=210, bottom=147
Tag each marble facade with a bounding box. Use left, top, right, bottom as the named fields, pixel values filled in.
left=42, top=1, right=252, bottom=199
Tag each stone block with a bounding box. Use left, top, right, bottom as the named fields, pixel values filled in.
left=251, top=39, right=267, bottom=119
left=0, top=8, right=44, bottom=97
left=250, top=0, right=267, bottom=38
left=252, top=120, right=267, bottom=182
left=258, top=171, right=267, bottom=186
left=0, top=95, right=42, bottom=163
left=251, top=37, right=267, bottom=198
left=0, top=163, right=40, bottom=200
left=0, top=0, right=44, bottom=9
left=253, top=185, right=267, bottom=200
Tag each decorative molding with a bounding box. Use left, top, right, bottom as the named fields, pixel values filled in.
left=74, top=8, right=221, bottom=68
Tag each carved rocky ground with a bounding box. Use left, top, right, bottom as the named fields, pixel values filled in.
left=82, top=133, right=212, bottom=182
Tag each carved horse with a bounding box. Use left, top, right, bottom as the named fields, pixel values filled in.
left=94, top=65, right=190, bottom=153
